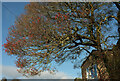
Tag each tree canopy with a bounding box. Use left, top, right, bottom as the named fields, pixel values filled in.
left=3, top=2, right=119, bottom=77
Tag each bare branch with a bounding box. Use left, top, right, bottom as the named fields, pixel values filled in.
left=105, top=35, right=119, bottom=42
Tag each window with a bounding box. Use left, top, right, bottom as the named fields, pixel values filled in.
left=86, top=64, right=98, bottom=79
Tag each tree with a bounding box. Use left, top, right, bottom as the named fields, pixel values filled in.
left=1, top=78, right=20, bottom=81
left=3, top=2, right=119, bottom=78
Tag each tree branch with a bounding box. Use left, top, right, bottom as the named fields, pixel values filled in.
left=68, top=40, right=97, bottom=49
left=114, top=2, right=120, bottom=10
left=76, top=34, right=97, bottom=44
left=81, top=47, right=91, bottom=54
left=105, top=35, right=119, bottom=42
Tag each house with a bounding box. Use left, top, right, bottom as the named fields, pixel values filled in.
left=81, top=50, right=114, bottom=80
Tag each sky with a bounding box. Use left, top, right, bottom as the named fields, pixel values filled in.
left=1, top=2, right=81, bottom=79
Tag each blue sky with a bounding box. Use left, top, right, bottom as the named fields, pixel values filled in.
left=1, top=2, right=81, bottom=79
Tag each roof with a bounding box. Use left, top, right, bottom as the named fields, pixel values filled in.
left=81, top=49, right=112, bottom=67
left=81, top=50, right=97, bottom=68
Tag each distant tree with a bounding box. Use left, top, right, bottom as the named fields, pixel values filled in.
left=3, top=2, right=119, bottom=78
left=1, top=78, right=20, bottom=81
left=11, top=79, right=20, bottom=81
left=1, top=78, right=7, bottom=81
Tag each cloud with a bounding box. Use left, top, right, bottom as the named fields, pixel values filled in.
left=19, top=71, right=73, bottom=79
left=0, top=65, right=74, bottom=79
left=0, top=65, right=23, bottom=79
